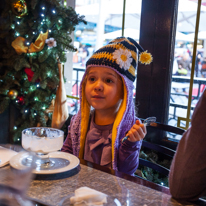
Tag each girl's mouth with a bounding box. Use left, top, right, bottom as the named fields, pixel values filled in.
left=92, top=95, right=104, bottom=99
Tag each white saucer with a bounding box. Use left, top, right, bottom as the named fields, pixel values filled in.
left=10, top=151, right=80, bottom=175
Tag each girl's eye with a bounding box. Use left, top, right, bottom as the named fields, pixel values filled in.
left=88, top=77, right=95, bottom=82
left=106, top=79, right=113, bottom=83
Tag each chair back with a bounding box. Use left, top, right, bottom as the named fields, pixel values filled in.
left=138, top=121, right=185, bottom=177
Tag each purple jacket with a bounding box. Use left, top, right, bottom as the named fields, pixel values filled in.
left=62, top=112, right=142, bottom=175
left=169, top=89, right=206, bottom=201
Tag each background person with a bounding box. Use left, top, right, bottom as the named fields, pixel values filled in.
left=201, top=57, right=206, bottom=78
left=169, top=89, right=206, bottom=201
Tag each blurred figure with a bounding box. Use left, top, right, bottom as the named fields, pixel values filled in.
left=195, top=52, right=202, bottom=77
left=176, top=62, right=188, bottom=76
left=201, top=57, right=206, bottom=78
left=177, top=53, right=191, bottom=76
left=78, top=44, right=88, bottom=66
left=172, top=58, right=178, bottom=75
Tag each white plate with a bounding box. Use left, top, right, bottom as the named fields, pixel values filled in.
left=0, top=146, right=17, bottom=167
left=10, top=151, right=80, bottom=175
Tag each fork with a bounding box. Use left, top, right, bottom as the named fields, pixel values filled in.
left=121, top=116, right=156, bottom=143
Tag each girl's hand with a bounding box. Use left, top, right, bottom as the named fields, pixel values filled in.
left=126, top=120, right=147, bottom=142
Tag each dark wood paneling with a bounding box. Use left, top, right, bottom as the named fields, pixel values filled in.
left=136, top=0, right=178, bottom=123
left=135, top=0, right=179, bottom=146
left=0, top=108, right=10, bottom=143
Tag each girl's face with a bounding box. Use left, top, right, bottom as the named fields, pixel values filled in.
left=85, top=66, right=123, bottom=113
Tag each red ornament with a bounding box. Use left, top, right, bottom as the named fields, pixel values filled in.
left=24, top=68, right=34, bottom=82
left=17, top=96, right=25, bottom=105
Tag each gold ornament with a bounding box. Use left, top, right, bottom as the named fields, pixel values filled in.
left=11, top=0, right=27, bottom=18
left=7, top=89, right=18, bottom=100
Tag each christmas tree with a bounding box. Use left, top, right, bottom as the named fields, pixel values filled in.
left=0, top=0, right=86, bottom=142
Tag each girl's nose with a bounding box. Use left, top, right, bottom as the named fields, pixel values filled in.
left=94, top=80, right=103, bottom=91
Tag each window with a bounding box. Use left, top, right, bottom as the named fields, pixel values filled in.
left=169, top=0, right=206, bottom=138
left=67, top=0, right=142, bottom=114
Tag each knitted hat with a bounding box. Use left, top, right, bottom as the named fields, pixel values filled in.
left=86, top=37, right=152, bottom=82
left=71, top=37, right=152, bottom=171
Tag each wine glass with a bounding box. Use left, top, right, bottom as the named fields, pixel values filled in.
left=21, top=127, right=64, bottom=170
left=0, top=144, right=36, bottom=206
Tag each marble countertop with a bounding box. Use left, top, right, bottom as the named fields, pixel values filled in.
left=1, top=159, right=205, bottom=206
left=27, top=159, right=192, bottom=206
left=27, top=164, right=172, bottom=206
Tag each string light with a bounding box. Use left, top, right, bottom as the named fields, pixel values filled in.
left=49, top=30, right=51, bottom=33
left=25, top=110, right=28, bottom=113
left=40, top=31, right=43, bottom=33
left=42, top=7, right=45, bottom=10
left=42, top=106, right=46, bottom=110
left=17, top=138, right=20, bottom=141
left=17, top=21, right=20, bottom=25
left=30, top=85, right=35, bottom=91
left=58, top=20, right=62, bottom=23
left=52, top=10, right=56, bottom=14
left=36, top=84, right=40, bottom=88
left=41, top=14, right=44, bottom=17
left=11, top=24, right=15, bottom=29
left=15, top=32, right=20, bottom=36
left=26, top=42, right=30, bottom=45
left=33, top=32, right=35, bottom=34
left=47, top=71, right=51, bottom=76
left=14, top=126, right=17, bottom=130
left=25, top=34, right=28, bottom=38
left=34, top=97, right=38, bottom=101
left=34, top=112, right=37, bottom=116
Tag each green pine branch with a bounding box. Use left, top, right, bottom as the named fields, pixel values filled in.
left=0, top=0, right=86, bottom=142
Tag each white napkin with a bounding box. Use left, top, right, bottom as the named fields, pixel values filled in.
left=0, top=146, right=17, bottom=167
left=70, top=187, right=107, bottom=206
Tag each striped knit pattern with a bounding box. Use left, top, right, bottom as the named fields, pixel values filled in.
left=86, top=37, right=145, bottom=82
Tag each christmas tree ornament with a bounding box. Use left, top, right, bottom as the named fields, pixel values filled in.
left=17, top=96, right=25, bottom=105
left=24, top=68, right=34, bottom=81
left=11, top=0, right=28, bottom=18
left=51, top=63, right=68, bottom=129
left=7, top=89, right=18, bottom=100
left=45, top=38, right=57, bottom=48
left=11, top=30, right=48, bottom=55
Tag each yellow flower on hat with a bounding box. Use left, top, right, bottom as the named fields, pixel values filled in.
left=113, top=48, right=132, bottom=70
left=139, top=51, right=153, bottom=65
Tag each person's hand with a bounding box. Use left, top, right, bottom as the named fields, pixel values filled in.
left=126, top=120, right=147, bottom=142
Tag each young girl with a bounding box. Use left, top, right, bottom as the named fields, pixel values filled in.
left=62, top=37, right=152, bottom=175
